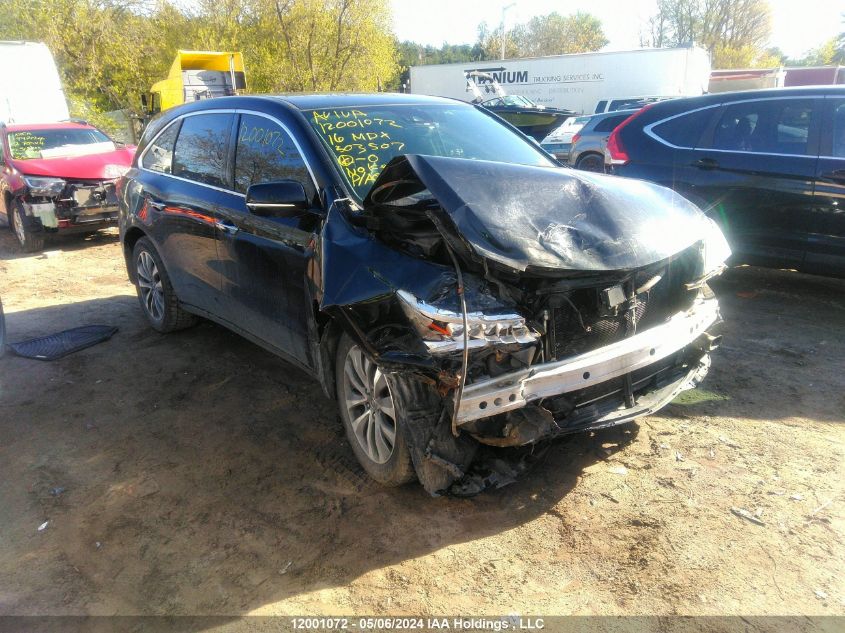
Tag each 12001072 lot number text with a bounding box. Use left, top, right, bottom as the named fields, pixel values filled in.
left=292, top=618, right=427, bottom=630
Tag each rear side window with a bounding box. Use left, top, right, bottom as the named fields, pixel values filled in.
left=593, top=114, right=630, bottom=133
left=234, top=114, right=313, bottom=197
left=142, top=121, right=180, bottom=174
left=708, top=99, right=815, bottom=155
left=652, top=108, right=716, bottom=148
left=172, top=113, right=233, bottom=187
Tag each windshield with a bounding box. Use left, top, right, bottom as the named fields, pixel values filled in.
left=307, top=103, right=555, bottom=200
left=484, top=95, right=535, bottom=108
left=8, top=128, right=113, bottom=160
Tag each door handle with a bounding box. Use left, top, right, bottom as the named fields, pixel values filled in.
left=692, top=158, right=719, bottom=170
left=215, top=220, right=239, bottom=235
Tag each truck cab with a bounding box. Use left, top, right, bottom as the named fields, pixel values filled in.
left=143, top=50, right=246, bottom=116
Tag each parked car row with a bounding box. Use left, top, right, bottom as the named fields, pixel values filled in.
left=541, top=110, right=638, bottom=172
left=7, top=85, right=842, bottom=494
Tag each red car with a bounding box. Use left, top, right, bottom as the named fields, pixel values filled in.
left=0, top=121, right=135, bottom=251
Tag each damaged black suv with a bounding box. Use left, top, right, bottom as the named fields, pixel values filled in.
left=118, top=94, right=729, bottom=495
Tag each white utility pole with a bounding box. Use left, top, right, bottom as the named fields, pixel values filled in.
left=500, top=3, right=515, bottom=60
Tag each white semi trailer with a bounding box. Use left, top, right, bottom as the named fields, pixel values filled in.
left=409, top=46, right=711, bottom=115
left=0, top=41, right=70, bottom=124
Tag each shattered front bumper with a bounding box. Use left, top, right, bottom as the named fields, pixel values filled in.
left=456, top=296, right=721, bottom=426
left=22, top=181, right=119, bottom=232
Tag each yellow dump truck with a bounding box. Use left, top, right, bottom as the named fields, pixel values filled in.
left=143, top=50, right=246, bottom=115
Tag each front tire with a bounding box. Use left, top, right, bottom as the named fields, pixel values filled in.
left=335, top=333, right=415, bottom=486
left=132, top=237, right=197, bottom=333
left=11, top=199, right=45, bottom=252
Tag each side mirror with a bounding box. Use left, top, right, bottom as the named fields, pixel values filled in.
left=246, top=180, right=310, bottom=218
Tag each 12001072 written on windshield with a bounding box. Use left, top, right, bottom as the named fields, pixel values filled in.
left=311, top=109, right=406, bottom=189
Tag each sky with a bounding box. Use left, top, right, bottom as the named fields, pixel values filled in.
left=389, top=0, right=843, bottom=60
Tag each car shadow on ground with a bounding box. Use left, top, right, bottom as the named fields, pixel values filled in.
left=0, top=226, right=119, bottom=261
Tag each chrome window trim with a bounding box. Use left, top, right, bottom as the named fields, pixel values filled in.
left=137, top=108, right=320, bottom=196
left=644, top=95, right=821, bottom=158
left=643, top=104, right=721, bottom=150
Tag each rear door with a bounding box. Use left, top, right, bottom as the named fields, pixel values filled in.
left=808, top=97, right=845, bottom=276
left=214, top=112, right=320, bottom=367
left=141, top=112, right=237, bottom=313
left=689, top=97, right=821, bottom=268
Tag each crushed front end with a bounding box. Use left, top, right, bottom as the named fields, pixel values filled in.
left=18, top=176, right=120, bottom=234
left=321, top=155, right=730, bottom=495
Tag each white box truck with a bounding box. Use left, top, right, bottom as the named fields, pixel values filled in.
left=409, top=46, right=711, bottom=115
left=0, top=41, right=70, bottom=124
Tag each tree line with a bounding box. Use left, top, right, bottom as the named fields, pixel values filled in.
left=0, top=0, right=842, bottom=129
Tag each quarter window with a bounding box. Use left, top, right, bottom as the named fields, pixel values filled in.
left=652, top=108, right=716, bottom=148
left=172, top=113, right=233, bottom=188
left=141, top=121, right=180, bottom=174
left=594, top=114, right=631, bottom=133
left=708, top=99, right=814, bottom=155
left=234, top=114, right=313, bottom=197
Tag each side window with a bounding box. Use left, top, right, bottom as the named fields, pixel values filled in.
left=652, top=108, right=716, bottom=148
left=234, top=114, right=313, bottom=198
left=141, top=121, right=180, bottom=174
left=594, top=114, right=630, bottom=133
left=708, top=99, right=814, bottom=155
left=594, top=100, right=607, bottom=114
left=831, top=102, right=845, bottom=158
left=172, top=113, right=232, bottom=188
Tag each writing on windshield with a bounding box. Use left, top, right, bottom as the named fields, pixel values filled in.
left=308, top=104, right=553, bottom=200
left=310, top=109, right=406, bottom=191
left=8, top=128, right=111, bottom=160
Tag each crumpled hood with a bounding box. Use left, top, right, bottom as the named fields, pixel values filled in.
left=364, top=155, right=710, bottom=273
left=13, top=146, right=136, bottom=180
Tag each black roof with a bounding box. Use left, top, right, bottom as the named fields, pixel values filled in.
left=660, top=84, right=845, bottom=110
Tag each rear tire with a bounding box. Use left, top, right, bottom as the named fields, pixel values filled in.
left=335, top=333, right=415, bottom=486
left=575, top=153, right=605, bottom=173
left=132, top=237, right=197, bottom=333
left=11, top=199, right=45, bottom=252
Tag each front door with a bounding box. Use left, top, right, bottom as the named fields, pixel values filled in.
left=215, top=112, right=320, bottom=367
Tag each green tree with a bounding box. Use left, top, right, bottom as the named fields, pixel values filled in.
left=643, top=0, right=774, bottom=68
left=392, top=40, right=484, bottom=90
left=479, top=11, right=608, bottom=60
left=0, top=0, right=398, bottom=120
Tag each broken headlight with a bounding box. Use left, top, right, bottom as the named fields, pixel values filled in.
left=397, top=290, right=539, bottom=354
left=23, top=176, right=65, bottom=197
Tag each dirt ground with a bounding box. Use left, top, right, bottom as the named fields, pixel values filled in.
left=0, top=227, right=843, bottom=619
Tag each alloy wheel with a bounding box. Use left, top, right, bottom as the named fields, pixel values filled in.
left=342, top=344, right=397, bottom=464
left=136, top=250, right=165, bottom=322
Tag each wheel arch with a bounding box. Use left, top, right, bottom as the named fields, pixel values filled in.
left=122, top=226, right=148, bottom=283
